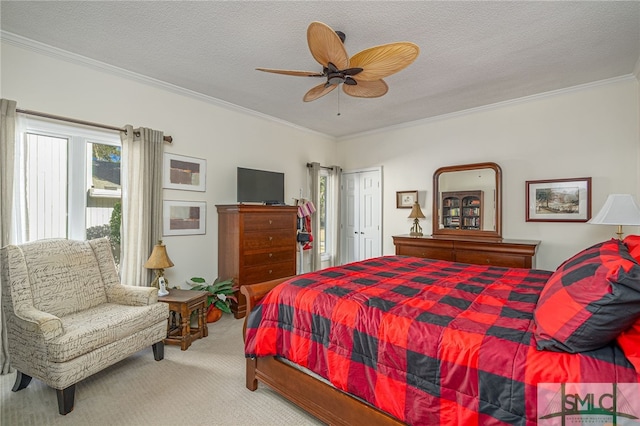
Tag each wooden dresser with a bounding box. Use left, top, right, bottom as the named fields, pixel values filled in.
left=216, top=204, right=298, bottom=318
left=392, top=235, right=540, bottom=269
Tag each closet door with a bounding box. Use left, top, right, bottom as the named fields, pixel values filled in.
left=340, top=168, right=382, bottom=264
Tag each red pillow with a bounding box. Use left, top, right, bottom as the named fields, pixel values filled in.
left=534, top=239, right=640, bottom=353
left=623, top=235, right=640, bottom=262
left=617, top=319, right=640, bottom=372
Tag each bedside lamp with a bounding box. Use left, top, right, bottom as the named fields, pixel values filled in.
left=144, top=240, right=174, bottom=296
left=408, top=201, right=426, bottom=236
left=588, top=194, right=640, bottom=239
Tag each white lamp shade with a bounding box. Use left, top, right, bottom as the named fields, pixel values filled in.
left=588, top=194, right=640, bottom=225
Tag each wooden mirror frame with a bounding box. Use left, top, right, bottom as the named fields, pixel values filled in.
left=432, top=162, right=502, bottom=241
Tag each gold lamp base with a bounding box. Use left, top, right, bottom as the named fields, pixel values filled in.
left=410, top=219, right=423, bottom=237
left=151, top=269, right=169, bottom=289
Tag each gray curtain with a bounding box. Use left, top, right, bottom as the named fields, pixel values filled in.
left=328, top=165, right=342, bottom=267
left=0, top=99, right=17, bottom=374
left=308, top=162, right=321, bottom=271
left=119, top=125, right=164, bottom=286
left=308, top=163, right=343, bottom=271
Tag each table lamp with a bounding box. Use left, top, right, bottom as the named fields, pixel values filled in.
left=144, top=240, right=174, bottom=296
left=408, top=201, right=426, bottom=236
left=588, top=194, right=640, bottom=239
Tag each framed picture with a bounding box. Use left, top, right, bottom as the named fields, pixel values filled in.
left=163, top=200, right=206, bottom=235
left=526, top=177, right=592, bottom=222
left=163, top=153, right=206, bottom=192
left=397, top=190, right=418, bottom=209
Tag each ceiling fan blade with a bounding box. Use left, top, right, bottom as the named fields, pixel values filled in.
left=307, top=21, right=349, bottom=70
left=343, top=79, right=388, bottom=98
left=256, top=68, right=324, bottom=77
left=303, top=82, right=338, bottom=102
left=349, top=42, right=419, bottom=81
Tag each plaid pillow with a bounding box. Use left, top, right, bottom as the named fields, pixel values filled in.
left=534, top=238, right=640, bottom=353
left=617, top=319, right=640, bottom=372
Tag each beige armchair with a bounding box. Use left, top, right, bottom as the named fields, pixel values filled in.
left=0, top=237, right=169, bottom=415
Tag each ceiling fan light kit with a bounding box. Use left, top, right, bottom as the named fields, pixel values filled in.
left=257, top=21, right=419, bottom=102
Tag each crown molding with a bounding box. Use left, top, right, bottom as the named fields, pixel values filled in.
left=1, top=31, right=334, bottom=140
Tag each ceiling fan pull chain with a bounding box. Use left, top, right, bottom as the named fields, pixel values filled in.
left=337, top=90, right=341, bottom=116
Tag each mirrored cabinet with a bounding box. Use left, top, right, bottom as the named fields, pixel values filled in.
left=433, top=162, right=501, bottom=240
left=393, top=162, right=541, bottom=269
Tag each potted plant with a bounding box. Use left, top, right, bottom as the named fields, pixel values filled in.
left=188, top=277, right=238, bottom=322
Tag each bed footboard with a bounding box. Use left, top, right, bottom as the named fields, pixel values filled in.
left=246, top=355, right=404, bottom=426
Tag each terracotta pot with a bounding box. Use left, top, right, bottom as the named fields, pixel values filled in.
left=206, top=305, right=223, bottom=323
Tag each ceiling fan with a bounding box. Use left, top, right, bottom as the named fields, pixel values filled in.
left=256, top=21, right=420, bottom=102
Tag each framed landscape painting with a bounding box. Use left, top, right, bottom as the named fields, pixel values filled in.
left=526, top=177, right=591, bottom=222
left=163, top=153, right=206, bottom=191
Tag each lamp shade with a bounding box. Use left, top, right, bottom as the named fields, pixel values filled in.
left=408, top=202, right=426, bottom=219
left=588, top=194, right=640, bottom=225
left=144, top=240, right=174, bottom=269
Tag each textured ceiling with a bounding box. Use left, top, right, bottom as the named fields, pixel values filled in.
left=2, top=1, right=639, bottom=139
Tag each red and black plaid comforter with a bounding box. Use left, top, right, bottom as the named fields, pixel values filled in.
left=244, top=256, right=640, bottom=425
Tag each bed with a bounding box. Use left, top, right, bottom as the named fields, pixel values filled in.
left=243, top=237, right=640, bottom=425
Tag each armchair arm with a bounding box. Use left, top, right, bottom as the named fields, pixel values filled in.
left=13, top=306, right=64, bottom=341
left=106, top=284, right=158, bottom=306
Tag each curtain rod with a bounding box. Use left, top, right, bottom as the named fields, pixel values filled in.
left=16, top=108, right=173, bottom=143
left=306, top=162, right=334, bottom=170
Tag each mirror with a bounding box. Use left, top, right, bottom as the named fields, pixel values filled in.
left=432, top=162, right=502, bottom=240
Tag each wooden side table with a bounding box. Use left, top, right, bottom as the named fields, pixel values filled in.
left=158, top=289, right=209, bottom=350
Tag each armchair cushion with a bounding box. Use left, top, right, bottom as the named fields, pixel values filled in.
left=49, top=302, right=168, bottom=362
left=17, top=239, right=109, bottom=317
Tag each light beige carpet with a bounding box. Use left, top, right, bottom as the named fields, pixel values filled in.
left=0, top=314, right=324, bottom=425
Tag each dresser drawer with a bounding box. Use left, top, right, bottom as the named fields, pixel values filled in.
left=396, top=245, right=454, bottom=261
left=392, top=235, right=539, bottom=270
left=243, top=249, right=295, bottom=267
left=243, top=230, right=293, bottom=250
left=242, top=213, right=294, bottom=232
left=454, top=250, right=528, bottom=268
left=242, top=262, right=295, bottom=284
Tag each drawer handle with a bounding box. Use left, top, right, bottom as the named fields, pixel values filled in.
left=268, top=253, right=273, bottom=258
left=269, top=219, right=273, bottom=225
left=269, top=236, right=273, bottom=241
left=268, top=269, right=273, bottom=274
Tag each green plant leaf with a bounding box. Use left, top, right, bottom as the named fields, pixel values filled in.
left=214, top=300, right=232, bottom=314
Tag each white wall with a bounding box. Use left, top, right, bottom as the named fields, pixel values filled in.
left=338, top=78, right=640, bottom=270
left=3, top=40, right=639, bottom=276
left=1, top=41, right=338, bottom=287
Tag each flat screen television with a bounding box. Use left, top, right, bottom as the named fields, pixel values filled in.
left=237, top=167, right=285, bottom=205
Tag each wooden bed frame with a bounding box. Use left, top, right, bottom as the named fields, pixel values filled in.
left=241, top=278, right=404, bottom=426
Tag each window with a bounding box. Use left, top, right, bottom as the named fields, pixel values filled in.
left=17, top=118, right=121, bottom=262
